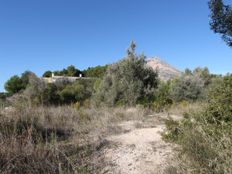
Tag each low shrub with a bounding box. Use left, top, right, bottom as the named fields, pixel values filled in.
left=153, top=82, right=173, bottom=112
left=164, top=74, right=232, bottom=174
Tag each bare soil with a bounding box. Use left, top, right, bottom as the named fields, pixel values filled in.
left=98, top=113, right=179, bottom=174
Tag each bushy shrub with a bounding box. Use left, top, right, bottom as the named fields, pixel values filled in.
left=9, top=73, right=96, bottom=106
left=0, top=93, right=7, bottom=107
left=169, top=67, right=210, bottom=102
left=59, top=79, right=95, bottom=104
left=153, top=81, right=173, bottom=111
left=164, top=74, right=232, bottom=173
left=42, top=83, right=60, bottom=105
left=22, top=72, right=47, bottom=106
left=95, top=42, right=159, bottom=106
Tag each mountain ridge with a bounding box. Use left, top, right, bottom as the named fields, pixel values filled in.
left=146, top=57, right=181, bottom=81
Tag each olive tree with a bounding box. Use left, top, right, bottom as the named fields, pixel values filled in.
left=95, top=42, right=159, bottom=106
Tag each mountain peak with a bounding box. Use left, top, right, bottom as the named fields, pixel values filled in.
left=146, top=57, right=181, bottom=81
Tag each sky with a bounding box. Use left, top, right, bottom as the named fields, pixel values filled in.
left=0, top=0, right=231, bottom=92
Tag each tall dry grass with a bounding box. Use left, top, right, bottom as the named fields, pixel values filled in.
left=0, top=104, right=148, bottom=174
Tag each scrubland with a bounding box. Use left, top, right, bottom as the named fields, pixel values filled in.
left=1, top=43, right=231, bottom=173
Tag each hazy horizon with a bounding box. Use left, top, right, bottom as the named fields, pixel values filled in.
left=1, top=0, right=231, bottom=92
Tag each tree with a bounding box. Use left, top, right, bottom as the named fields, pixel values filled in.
left=170, top=68, right=206, bottom=102
left=67, top=65, right=81, bottom=77
left=209, top=0, right=232, bottom=47
left=21, top=71, right=32, bottom=87
left=95, top=42, right=159, bottom=106
left=42, top=71, right=52, bottom=77
left=193, top=67, right=211, bottom=86
left=4, top=75, right=24, bottom=95
left=4, top=71, right=34, bottom=95
left=82, top=65, right=108, bottom=78
left=52, top=65, right=82, bottom=77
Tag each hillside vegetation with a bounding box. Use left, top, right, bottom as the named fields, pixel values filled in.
left=0, top=42, right=231, bottom=174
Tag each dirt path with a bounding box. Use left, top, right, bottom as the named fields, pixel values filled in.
left=99, top=114, right=178, bottom=174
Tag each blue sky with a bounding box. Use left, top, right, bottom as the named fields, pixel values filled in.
left=0, top=0, right=231, bottom=92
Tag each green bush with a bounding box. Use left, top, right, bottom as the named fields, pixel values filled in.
left=204, top=74, right=232, bottom=124
left=59, top=79, right=95, bottom=104
left=95, top=42, right=159, bottom=106
left=169, top=67, right=211, bottom=102
left=0, top=93, right=7, bottom=107
left=22, top=73, right=47, bottom=106
left=164, top=74, right=232, bottom=173
left=153, top=81, right=173, bottom=112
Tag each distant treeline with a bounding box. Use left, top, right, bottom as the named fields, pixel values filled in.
left=2, top=64, right=108, bottom=106
left=1, top=42, right=226, bottom=109
left=42, top=65, right=108, bottom=78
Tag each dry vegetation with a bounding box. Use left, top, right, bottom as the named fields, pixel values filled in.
left=163, top=75, right=232, bottom=174
left=0, top=104, right=150, bottom=174
left=1, top=43, right=231, bottom=174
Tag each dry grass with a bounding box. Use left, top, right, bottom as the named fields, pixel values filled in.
left=167, top=101, right=205, bottom=116
left=0, top=105, right=148, bottom=174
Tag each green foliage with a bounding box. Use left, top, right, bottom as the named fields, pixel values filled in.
left=152, top=67, right=213, bottom=111
left=170, top=76, right=203, bottom=102
left=193, top=67, right=212, bottom=86
left=42, top=83, right=60, bottom=105
left=21, top=71, right=31, bottom=87
left=4, top=75, right=23, bottom=95
left=53, top=65, right=82, bottom=77
left=204, top=74, right=232, bottom=123
left=4, top=71, right=33, bottom=95
left=0, top=93, right=7, bottom=107
left=163, top=118, right=181, bottom=142
left=67, top=65, right=80, bottom=76
left=153, top=82, right=173, bottom=111
left=164, top=74, right=232, bottom=173
left=42, top=70, right=52, bottom=77
left=0, top=93, right=6, bottom=100
left=95, top=42, right=159, bottom=106
left=59, top=79, right=95, bottom=104
left=83, top=65, right=108, bottom=78
left=169, top=67, right=211, bottom=102
left=23, top=72, right=47, bottom=106
left=59, top=85, right=77, bottom=103
left=17, top=73, right=96, bottom=106
left=209, top=0, right=232, bottom=47
left=72, top=101, right=81, bottom=110
left=93, top=78, right=102, bottom=92
left=5, top=69, right=97, bottom=106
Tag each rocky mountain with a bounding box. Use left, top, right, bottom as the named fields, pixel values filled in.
left=146, top=57, right=181, bottom=81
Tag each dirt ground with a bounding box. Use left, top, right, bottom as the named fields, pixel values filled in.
left=98, top=113, right=180, bottom=174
